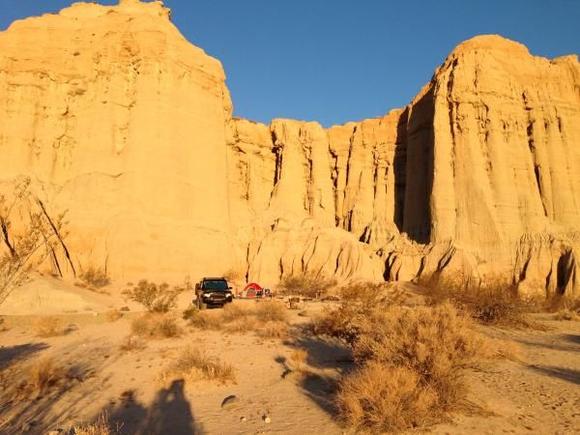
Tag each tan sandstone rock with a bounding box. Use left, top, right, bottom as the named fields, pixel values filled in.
left=1, top=2, right=579, bottom=297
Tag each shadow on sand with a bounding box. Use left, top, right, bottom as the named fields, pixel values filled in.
left=104, top=379, right=203, bottom=435
left=0, top=342, right=49, bottom=371
left=527, top=365, right=580, bottom=385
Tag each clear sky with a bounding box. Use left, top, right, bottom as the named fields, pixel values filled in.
left=1, top=0, right=579, bottom=126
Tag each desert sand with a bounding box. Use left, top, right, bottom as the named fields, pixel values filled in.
left=0, top=279, right=579, bottom=434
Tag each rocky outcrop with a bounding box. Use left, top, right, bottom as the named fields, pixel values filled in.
left=2, top=2, right=579, bottom=297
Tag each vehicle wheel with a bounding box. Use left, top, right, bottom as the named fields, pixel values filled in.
left=197, top=297, right=207, bottom=310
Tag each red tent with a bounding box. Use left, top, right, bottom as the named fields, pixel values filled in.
left=240, top=282, right=263, bottom=298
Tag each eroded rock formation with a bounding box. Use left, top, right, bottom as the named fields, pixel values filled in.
left=1, top=1, right=579, bottom=296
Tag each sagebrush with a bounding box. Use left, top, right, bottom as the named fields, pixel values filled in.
left=160, top=347, right=235, bottom=384
left=123, top=280, right=179, bottom=313
left=278, top=273, right=337, bottom=299
left=131, top=313, right=181, bottom=339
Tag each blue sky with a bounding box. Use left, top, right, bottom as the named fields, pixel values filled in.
left=1, top=0, right=579, bottom=126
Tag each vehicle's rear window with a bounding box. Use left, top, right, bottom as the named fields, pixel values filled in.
left=203, top=280, right=228, bottom=290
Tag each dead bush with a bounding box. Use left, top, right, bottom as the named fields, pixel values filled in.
left=35, top=316, right=67, bottom=337
left=255, top=300, right=288, bottom=322
left=545, top=294, right=580, bottom=313
left=105, top=309, right=123, bottom=322
left=289, top=348, right=308, bottom=371
left=131, top=313, right=181, bottom=339
left=312, top=283, right=389, bottom=344
left=80, top=266, right=111, bottom=289
left=337, top=362, right=439, bottom=432
left=160, top=347, right=235, bottom=384
left=256, top=320, right=289, bottom=339
left=0, top=177, right=69, bottom=307
left=187, top=310, right=223, bottom=330
left=553, top=310, right=580, bottom=321
left=16, top=358, right=69, bottom=398
left=123, top=280, right=179, bottom=313
left=324, top=301, right=505, bottom=433
left=278, top=273, right=337, bottom=299
left=120, top=335, right=146, bottom=352
left=73, top=414, right=114, bottom=435
left=425, top=277, right=541, bottom=329
left=186, top=302, right=290, bottom=338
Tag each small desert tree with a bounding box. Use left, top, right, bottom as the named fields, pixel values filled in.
left=0, top=177, right=70, bottom=306
left=278, top=272, right=337, bottom=299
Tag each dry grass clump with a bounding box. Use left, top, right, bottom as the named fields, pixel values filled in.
left=255, top=301, right=288, bottom=322
left=80, top=266, right=111, bottom=289
left=131, top=313, right=181, bottom=339
left=425, top=277, right=541, bottom=329
left=334, top=304, right=490, bottom=432
left=123, top=280, right=179, bottom=313
left=314, top=285, right=510, bottom=433
left=337, top=362, right=439, bottom=431
left=545, top=294, right=580, bottom=321
left=120, top=335, right=147, bottom=352
left=186, top=302, right=290, bottom=338
left=278, top=273, right=337, bottom=299
left=35, top=316, right=68, bottom=337
left=256, top=320, right=289, bottom=339
left=15, top=358, right=69, bottom=399
left=73, top=414, right=113, bottom=435
left=553, top=310, right=580, bottom=321
left=289, top=349, right=308, bottom=371
left=160, top=347, right=235, bottom=385
left=105, top=309, right=123, bottom=322
left=312, top=283, right=389, bottom=343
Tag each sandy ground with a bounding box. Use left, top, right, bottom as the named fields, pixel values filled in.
left=0, top=280, right=579, bottom=435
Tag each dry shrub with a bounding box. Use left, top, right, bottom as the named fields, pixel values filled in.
left=16, top=358, right=69, bottom=398
left=224, top=316, right=257, bottom=333
left=278, top=273, right=337, bottom=299
left=187, top=302, right=290, bottom=338
left=337, top=362, right=439, bottom=432
left=322, top=299, right=505, bottom=433
left=187, top=310, right=222, bottom=330
left=553, top=310, right=580, bottom=321
left=312, top=283, right=389, bottom=343
left=73, top=414, right=113, bottom=435
left=80, top=266, right=111, bottom=289
left=35, top=316, right=67, bottom=337
left=131, top=313, right=181, bottom=339
left=256, top=320, right=289, bottom=339
left=425, top=277, right=540, bottom=329
left=545, top=294, right=580, bottom=313
left=160, top=347, right=235, bottom=384
left=105, top=310, right=123, bottom=322
left=289, top=349, right=308, bottom=371
left=123, top=280, right=179, bottom=313
left=255, top=301, right=288, bottom=322
left=120, top=335, right=146, bottom=352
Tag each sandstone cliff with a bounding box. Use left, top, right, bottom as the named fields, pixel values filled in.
left=2, top=1, right=579, bottom=297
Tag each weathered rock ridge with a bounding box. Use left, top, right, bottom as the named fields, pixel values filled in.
left=2, top=1, right=579, bottom=297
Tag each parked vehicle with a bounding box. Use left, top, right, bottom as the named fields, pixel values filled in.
left=194, top=277, right=233, bottom=309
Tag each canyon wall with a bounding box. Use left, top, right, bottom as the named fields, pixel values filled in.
left=1, top=1, right=579, bottom=296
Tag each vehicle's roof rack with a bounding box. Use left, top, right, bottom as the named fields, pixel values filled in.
left=202, top=276, right=227, bottom=280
